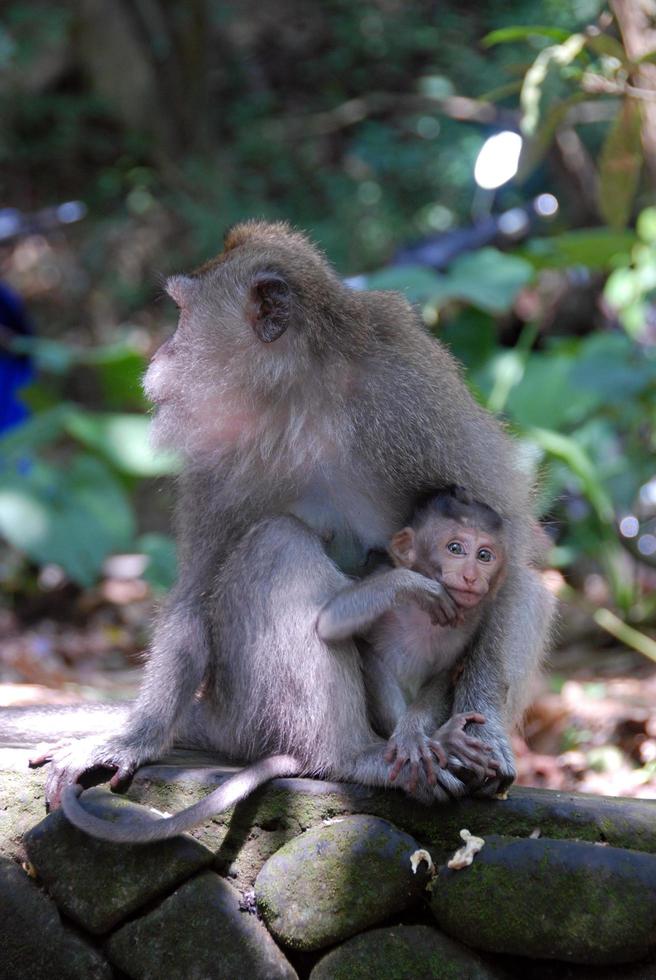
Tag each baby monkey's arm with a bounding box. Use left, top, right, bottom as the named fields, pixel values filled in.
left=316, top=567, right=459, bottom=642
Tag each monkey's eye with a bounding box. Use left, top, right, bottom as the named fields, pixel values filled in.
left=477, top=548, right=494, bottom=563
left=447, top=541, right=464, bottom=555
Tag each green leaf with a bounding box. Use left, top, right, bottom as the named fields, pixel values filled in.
left=363, top=265, right=446, bottom=302
left=439, top=249, right=534, bottom=314
left=88, top=344, right=148, bottom=411
left=483, top=26, right=571, bottom=47
left=525, top=427, right=615, bottom=526
left=137, top=532, right=177, bottom=592
left=598, top=98, right=643, bottom=230
left=518, top=229, right=636, bottom=270
left=0, top=454, right=134, bottom=585
left=64, top=410, right=180, bottom=477
left=0, top=405, right=72, bottom=458
left=637, top=206, right=656, bottom=243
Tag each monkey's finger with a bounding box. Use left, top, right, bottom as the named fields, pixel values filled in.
left=405, top=762, right=420, bottom=794
left=28, top=751, right=53, bottom=769
left=427, top=740, right=448, bottom=769
left=450, top=749, right=489, bottom=777
left=421, top=749, right=437, bottom=785
left=462, top=735, right=493, bottom=752
left=388, top=756, right=407, bottom=782
left=384, top=744, right=397, bottom=764
left=458, top=712, right=487, bottom=727
left=109, top=766, right=135, bottom=794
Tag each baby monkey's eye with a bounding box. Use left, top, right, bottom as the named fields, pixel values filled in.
left=447, top=541, right=464, bottom=555
left=477, top=548, right=494, bottom=563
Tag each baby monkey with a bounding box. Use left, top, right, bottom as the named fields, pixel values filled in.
left=316, top=485, right=507, bottom=797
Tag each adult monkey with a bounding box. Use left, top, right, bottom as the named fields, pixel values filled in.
left=33, top=221, right=554, bottom=833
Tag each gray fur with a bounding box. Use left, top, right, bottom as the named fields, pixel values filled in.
left=34, top=222, right=553, bottom=840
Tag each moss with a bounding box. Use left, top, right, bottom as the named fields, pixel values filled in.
left=431, top=835, right=656, bottom=964
left=255, top=815, right=428, bottom=951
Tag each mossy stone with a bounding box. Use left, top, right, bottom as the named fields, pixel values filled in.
left=24, top=787, right=214, bottom=933
left=106, top=870, right=297, bottom=979
left=255, top=814, right=428, bottom=951
left=431, top=835, right=656, bottom=965
left=310, top=924, right=506, bottom=979
left=0, top=857, right=111, bottom=979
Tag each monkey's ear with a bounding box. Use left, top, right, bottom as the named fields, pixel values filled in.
left=389, top=528, right=416, bottom=568
left=248, top=273, right=291, bottom=343
left=165, top=275, right=198, bottom=308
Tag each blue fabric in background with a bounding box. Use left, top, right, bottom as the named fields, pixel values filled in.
left=0, top=281, right=34, bottom=433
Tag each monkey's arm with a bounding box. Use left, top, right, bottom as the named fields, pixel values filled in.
left=449, top=566, right=555, bottom=796
left=316, top=568, right=458, bottom=642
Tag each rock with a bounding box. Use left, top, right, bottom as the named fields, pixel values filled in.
left=24, top=787, right=214, bottom=934
left=255, top=814, right=428, bottom=951
left=310, top=924, right=505, bottom=979
left=0, top=857, right=111, bottom=980
left=106, top=870, right=297, bottom=979
left=430, top=835, right=656, bottom=965
left=126, top=762, right=656, bottom=862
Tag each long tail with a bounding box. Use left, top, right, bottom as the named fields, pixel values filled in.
left=60, top=754, right=301, bottom=844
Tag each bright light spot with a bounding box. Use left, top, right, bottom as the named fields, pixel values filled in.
left=474, top=131, right=523, bottom=190
left=639, top=478, right=656, bottom=506
left=57, top=201, right=86, bottom=223
left=638, top=534, right=656, bottom=556
left=497, top=208, right=529, bottom=237
left=619, top=515, right=639, bottom=538
left=535, top=193, right=559, bottom=217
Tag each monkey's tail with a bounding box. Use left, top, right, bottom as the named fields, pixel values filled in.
left=60, top=754, right=302, bottom=844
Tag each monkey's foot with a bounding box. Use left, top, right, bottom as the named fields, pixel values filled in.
left=430, top=712, right=500, bottom=786
left=384, top=729, right=453, bottom=803
left=452, top=717, right=516, bottom=797
left=29, top=735, right=144, bottom=810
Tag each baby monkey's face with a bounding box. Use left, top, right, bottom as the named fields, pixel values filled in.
left=390, top=516, right=505, bottom=610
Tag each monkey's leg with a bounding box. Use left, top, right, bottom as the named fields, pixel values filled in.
left=36, top=585, right=212, bottom=808
left=449, top=566, right=555, bottom=798
left=363, top=653, right=408, bottom=737
left=316, top=569, right=458, bottom=642
left=209, top=516, right=446, bottom=803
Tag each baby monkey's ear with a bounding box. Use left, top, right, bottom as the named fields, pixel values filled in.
left=248, top=272, right=291, bottom=343
left=389, top=527, right=416, bottom=568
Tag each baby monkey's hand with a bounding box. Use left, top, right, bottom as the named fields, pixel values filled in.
left=429, top=712, right=500, bottom=782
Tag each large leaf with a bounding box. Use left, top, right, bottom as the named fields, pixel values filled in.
left=364, top=249, right=533, bottom=314
left=137, top=532, right=177, bottom=592
left=483, top=26, right=571, bottom=47
left=518, top=229, right=636, bottom=270
left=438, top=249, right=534, bottom=314
left=362, top=265, right=446, bottom=303
left=64, top=410, right=180, bottom=477
left=599, top=98, right=644, bottom=230
left=0, top=454, right=134, bottom=585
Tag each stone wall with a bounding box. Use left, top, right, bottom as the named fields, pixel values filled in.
left=2, top=749, right=656, bottom=978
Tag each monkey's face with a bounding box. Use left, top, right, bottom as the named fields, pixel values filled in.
left=390, top=519, right=505, bottom=609
left=142, top=261, right=308, bottom=457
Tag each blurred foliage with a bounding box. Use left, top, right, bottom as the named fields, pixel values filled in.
left=0, top=0, right=656, bottom=645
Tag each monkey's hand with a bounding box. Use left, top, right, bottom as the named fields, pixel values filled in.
left=449, top=716, right=516, bottom=797
left=29, top=734, right=144, bottom=810
left=384, top=726, right=452, bottom=803
left=429, top=712, right=500, bottom=784
left=403, top=574, right=461, bottom=627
